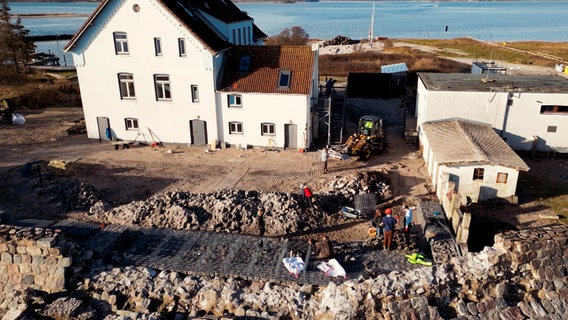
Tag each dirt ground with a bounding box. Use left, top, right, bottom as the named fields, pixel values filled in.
left=0, top=101, right=565, bottom=247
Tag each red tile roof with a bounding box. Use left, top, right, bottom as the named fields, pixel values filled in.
left=219, top=46, right=315, bottom=95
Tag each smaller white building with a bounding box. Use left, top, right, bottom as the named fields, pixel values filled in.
left=416, top=73, right=568, bottom=152
left=421, top=119, right=529, bottom=203
left=471, top=61, right=507, bottom=75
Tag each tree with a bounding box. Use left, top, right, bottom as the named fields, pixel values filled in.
left=0, top=0, right=35, bottom=76
left=265, top=26, right=309, bottom=46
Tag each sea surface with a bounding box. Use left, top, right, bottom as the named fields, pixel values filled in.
left=8, top=1, right=568, bottom=66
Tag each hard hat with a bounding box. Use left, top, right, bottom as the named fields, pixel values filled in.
left=385, top=208, right=392, bottom=215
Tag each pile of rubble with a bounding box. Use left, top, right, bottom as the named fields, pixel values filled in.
left=327, top=171, right=392, bottom=202
left=42, top=180, right=102, bottom=212
left=321, top=35, right=354, bottom=46
left=87, top=189, right=336, bottom=236
left=77, top=171, right=392, bottom=236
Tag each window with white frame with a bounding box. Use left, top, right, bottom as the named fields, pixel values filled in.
left=125, top=118, right=139, bottom=130
left=261, top=123, right=275, bottom=136
left=113, top=32, right=129, bottom=54
left=178, top=38, right=186, bottom=57
left=228, top=94, right=242, bottom=108
left=229, top=121, right=243, bottom=134
left=279, top=70, right=291, bottom=88
left=496, top=172, right=508, bottom=183
left=154, top=37, right=162, bottom=56
left=154, top=74, right=171, bottom=100
left=191, top=85, right=199, bottom=103
left=473, top=168, right=484, bottom=180
left=118, top=73, right=135, bottom=99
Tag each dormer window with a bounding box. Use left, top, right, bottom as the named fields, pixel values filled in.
left=279, top=70, right=291, bottom=88
left=239, top=55, right=251, bottom=72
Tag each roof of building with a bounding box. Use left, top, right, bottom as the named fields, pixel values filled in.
left=64, top=0, right=266, bottom=53
left=418, top=72, right=568, bottom=93
left=381, top=63, right=408, bottom=74
left=422, top=119, right=530, bottom=171
left=472, top=61, right=507, bottom=71
left=219, top=46, right=315, bottom=95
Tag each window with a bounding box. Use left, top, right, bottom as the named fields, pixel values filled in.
left=113, top=32, right=129, bottom=54
left=118, top=73, right=135, bottom=99
left=279, top=70, right=291, bottom=88
left=178, top=38, right=186, bottom=56
left=154, top=74, right=171, bottom=100
left=473, top=168, right=484, bottom=180
left=154, top=37, right=162, bottom=56
left=547, top=126, right=557, bottom=133
left=232, top=29, right=236, bottom=44
left=125, top=118, right=139, bottom=130
left=239, top=55, right=251, bottom=72
left=496, top=172, right=508, bottom=184
left=191, top=85, right=199, bottom=103
left=540, top=105, right=568, bottom=114
left=261, top=123, right=275, bottom=136
left=228, top=94, right=242, bottom=108
left=229, top=122, right=243, bottom=134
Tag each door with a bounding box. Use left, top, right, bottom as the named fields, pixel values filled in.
left=96, top=116, right=110, bottom=141
left=190, top=119, right=207, bottom=146
left=284, top=124, right=297, bottom=149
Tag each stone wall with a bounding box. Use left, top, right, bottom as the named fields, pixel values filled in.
left=1, top=222, right=567, bottom=319
left=0, top=225, right=79, bottom=311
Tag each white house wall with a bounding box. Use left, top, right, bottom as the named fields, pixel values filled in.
left=416, top=90, right=508, bottom=131
left=435, top=164, right=520, bottom=202
left=71, top=0, right=220, bottom=145
left=219, top=92, right=309, bottom=148
left=501, top=92, right=567, bottom=151
left=417, top=79, right=568, bottom=151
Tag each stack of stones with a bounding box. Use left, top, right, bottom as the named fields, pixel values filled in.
left=0, top=225, right=79, bottom=311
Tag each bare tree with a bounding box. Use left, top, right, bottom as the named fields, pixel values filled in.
left=265, top=26, right=309, bottom=46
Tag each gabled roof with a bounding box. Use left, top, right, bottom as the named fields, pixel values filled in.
left=219, top=46, right=315, bottom=95
left=64, top=0, right=266, bottom=53
left=422, top=119, right=529, bottom=171
left=418, top=72, right=568, bottom=93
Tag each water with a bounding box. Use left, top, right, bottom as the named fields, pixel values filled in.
left=8, top=1, right=568, bottom=66
left=238, top=1, right=568, bottom=41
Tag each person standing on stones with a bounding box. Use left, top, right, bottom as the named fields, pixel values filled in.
left=254, top=207, right=266, bottom=236
left=372, top=209, right=385, bottom=239
left=382, top=208, right=397, bottom=250
left=402, top=205, right=413, bottom=244
left=301, top=184, right=313, bottom=209
left=321, top=146, right=329, bottom=174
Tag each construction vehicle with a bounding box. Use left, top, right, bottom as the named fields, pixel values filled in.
left=336, top=115, right=385, bottom=160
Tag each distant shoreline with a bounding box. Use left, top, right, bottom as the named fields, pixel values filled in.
left=13, top=13, right=90, bottom=18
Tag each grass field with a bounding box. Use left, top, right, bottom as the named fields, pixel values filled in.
left=397, top=38, right=568, bottom=67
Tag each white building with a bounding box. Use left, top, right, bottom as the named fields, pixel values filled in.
left=416, top=73, right=568, bottom=153
left=64, top=0, right=317, bottom=149
left=421, top=119, right=529, bottom=202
